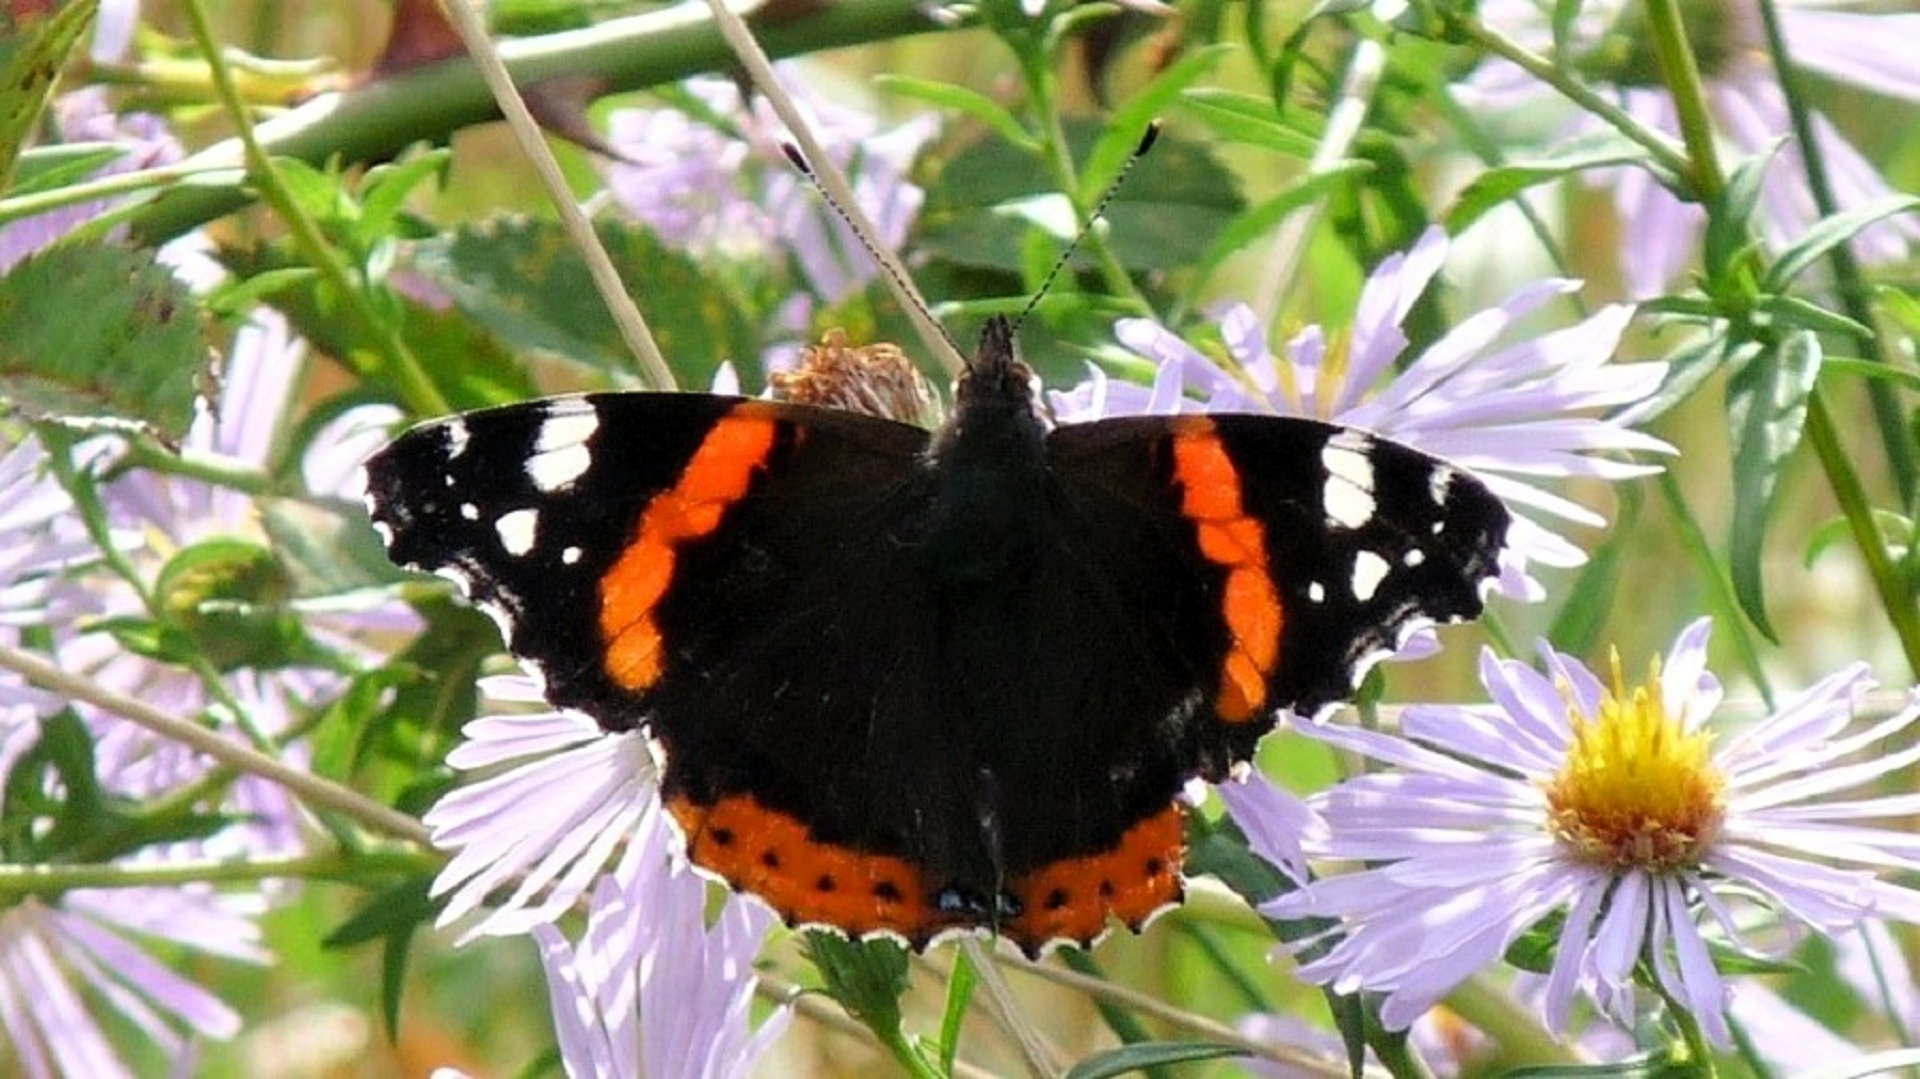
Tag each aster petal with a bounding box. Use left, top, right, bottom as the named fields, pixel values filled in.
left=1589, top=870, right=1650, bottom=1018
left=1341, top=226, right=1449, bottom=410
left=1217, top=772, right=1322, bottom=883
left=1542, top=871, right=1611, bottom=1034
left=1783, top=11, right=1920, bottom=100
left=3, top=927, right=130, bottom=1079
left=1705, top=845, right=1877, bottom=932
left=1655, top=877, right=1731, bottom=1046
left=1658, top=617, right=1719, bottom=725
left=1403, top=701, right=1564, bottom=775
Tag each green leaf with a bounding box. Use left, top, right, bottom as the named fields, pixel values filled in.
left=802, top=932, right=910, bottom=1034
left=0, top=0, right=99, bottom=188
left=1503, top=1055, right=1683, bottom=1077
left=357, top=147, right=452, bottom=246
left=875, top=75, right=1035, bottom=152
left=324, top=876, right=438, bottom=949
left=1819, top=356, right=1920, bottom=394
left=8, top=142, right=126, bottom=196
left=1804, top=509, right=1913, bottom=569
left=0, top=242, right=204, bottom=440
left=1082, top=45, right=1230, bottom=204
left=937, top=946, right=978, bottom=1076
left=1726, top=329, right=1822, bottom=639
left=411, top=216, right=757, bottom=391
left=1754, top=293, right=1869, bottom=339
left=1178, top=88, right=1318, bottom=157
left=919, top=121, right=1243, bottom=279
left=1445, top=130, right=1654, bottom=232
left=1626, top=332, right=1744, bottom=424
left=1195, top=164, right=1369, bottom=281
left=1062, top=1042, right=1245, bottom=1079
left=1702, top=141, right=1779, bottom=288
left=1762, top=194, right=1920, bottom=293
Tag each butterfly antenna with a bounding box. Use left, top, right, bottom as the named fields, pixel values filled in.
left=780, top=143, right=967, bottom=374
left=1012, top=121, right=1162, bottom=335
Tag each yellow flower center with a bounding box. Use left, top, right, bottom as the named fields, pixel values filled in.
left=1542, top=652, right=1727, bottom=871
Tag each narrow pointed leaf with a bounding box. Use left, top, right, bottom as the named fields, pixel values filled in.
left=1726, top=329, right=1821, bottom=639
left=1762, top=194, right=1920, bottom=292
left=1063, top=1042, right=1245, bottom=1079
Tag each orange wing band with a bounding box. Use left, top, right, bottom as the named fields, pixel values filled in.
left=668, top=792, right=940, bottom=943
left=1004, top=805, right=1187, bottom=951
left=1171, top=426, right=1283, bottom=722
left=599, top=413, right=779, bottom=691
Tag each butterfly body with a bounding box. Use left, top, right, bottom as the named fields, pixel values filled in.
left=365, top=317, right=1509, bottom=954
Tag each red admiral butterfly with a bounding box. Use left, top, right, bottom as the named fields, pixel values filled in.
left=365, top=316, right=1509, bottom=955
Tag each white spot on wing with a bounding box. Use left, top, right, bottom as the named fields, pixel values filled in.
left=1321, top=432, right=1376, bottom=530
left=1307, top=581, right=1326, bottom=603
left=1403, top=548, right=1426, bottom=567
left=561, top=546, right=583, bottom=565
left=1429, top=465, right=1456, bottom=505
left=496, top=508, right=540, bottom=556
left=1351, top=550, right=1390, bottom=603
left=443, top=417, right=471, bottom=460
left=528, top=404, right=600, bottom=492
left=460, top=502, right=479, bottom=521
left=370, top=519, right=394, bottom=547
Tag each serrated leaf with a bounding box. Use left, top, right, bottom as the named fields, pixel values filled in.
left=1445, top=131, right=1653, bottom=232
left=0, top=242, right=204, bottom=439
left=1063, top=1042, right=1245, bottom=1079
left=875, top=74, right=1034, bottom=152
left=1083, top=45, right=1230, bottom=203
left=1178, top=88, right=1318, bottom=157
left=1726, top=329, right=1821, bottom=639
left=410, top=217, right=756, bottom=391
left=0, top=0, right=99, bottom=187
left=1762, top=194, right=1920, bottom=293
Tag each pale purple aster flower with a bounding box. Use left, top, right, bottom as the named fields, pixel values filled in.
left=527, top=820, right=789, bottom=1079
left=0, top=88, right=182, bottom=272
left=424, top=674, right=667, bottom=943
left=1264, top=618, right=1920, bottom=1047
left=599, top=69, right=936, bottom=305
left=1463, top=0, right=1920, bottom=297
left=0, top=888, right=266, bottom=1079
left=1055, top=227, right=1671, bottom=599
left=0, top=434, right=99, bottom=724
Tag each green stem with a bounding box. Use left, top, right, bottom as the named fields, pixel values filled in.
left=1442, top=974, right=1584, bottom=1067
left=1750, top=0, right=1917, bottom=514
left=129, top=0, right=950, bottom=247
left=1654, top=469, right=1776, bottom=707
left=1022, top=51, right=1151, bottom=315
left=1658, top=981, right=1721, bottom=1077
left=0, top=642, right=431, bottom=846
left=0, top=850, right=435, bottom=898
left=1804, top=394, right=1920, bottom=677
left=179, top=0, right=449, bottom=418
left=1447, top=12, right=1692, bottom=187
left=1641, top=0, right=1724, bottom=202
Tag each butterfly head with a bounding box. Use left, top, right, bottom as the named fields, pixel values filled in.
left=955, top=316, right=1040, bottom=419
